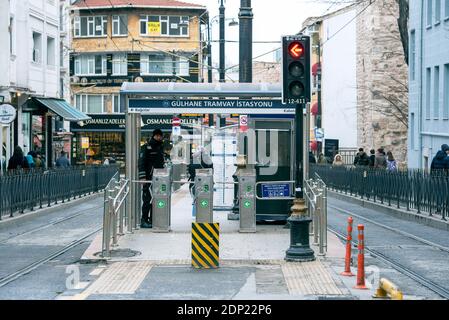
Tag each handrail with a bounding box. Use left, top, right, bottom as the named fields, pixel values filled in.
left=304, top=177, right=327, bottom=256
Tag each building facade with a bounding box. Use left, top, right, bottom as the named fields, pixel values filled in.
left=408, top=0, right=449, bottom=169
left=68, top=0, right=207, bottom=165
left=302, top=1, right=409, bottom=164
left=302, top=5, right=358, bottom=156
left=0, top=0, right=66, bottom=169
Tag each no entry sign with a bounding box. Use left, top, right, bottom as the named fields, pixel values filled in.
left=172, top=117, right=181, bottom=126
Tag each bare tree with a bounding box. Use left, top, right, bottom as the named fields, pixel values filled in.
left=396, top=0, right=409, bottom=65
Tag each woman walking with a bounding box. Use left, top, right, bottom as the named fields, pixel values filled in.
left=7, top=146, right=30, bottom=171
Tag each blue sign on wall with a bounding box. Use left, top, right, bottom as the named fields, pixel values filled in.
left=261, top=184, right=291, bottom=198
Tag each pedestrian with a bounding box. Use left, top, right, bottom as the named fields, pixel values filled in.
left=333, top=154, right=344, bottom=167
left=386, top=151, right=397, bottom=172
left=30, top=151, right=42, bottom=168
left=139, top=129, right=165, bottom=228
left=318, top=153, right=328, bottom=164
left=7, top=146, right=30, bottom=171
left=309, top=151, right=316, bottom=164
left=374, top=148, right=387, bottom=169
left=369, top=149, right=376, bottom=167
left=353, top=148, right=369, bottom=166
left=25, top=151, right=36, bottom=168
left=55, top=150, right=70, bottom=168
left=430, top=144, right=449, bottom=174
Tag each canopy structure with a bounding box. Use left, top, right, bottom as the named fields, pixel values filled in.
left=31, top=97, right=91, bottom=122
left=120, top=82, right=283, bottom=98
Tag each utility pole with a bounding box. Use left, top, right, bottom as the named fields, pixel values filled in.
left=239, top=0, right=253, bottom=83
left=219, top=0, right=225, bottom=83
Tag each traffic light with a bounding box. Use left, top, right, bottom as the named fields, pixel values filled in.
left=281, top=35, right=311, bottom=105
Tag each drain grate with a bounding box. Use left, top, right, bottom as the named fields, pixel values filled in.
left=94, top=249, right=141, bottom=258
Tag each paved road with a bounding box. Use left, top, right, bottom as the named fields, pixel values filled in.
left=0, top=195, right=104, bottom=299
left=328, top=195, right=449, bottom=300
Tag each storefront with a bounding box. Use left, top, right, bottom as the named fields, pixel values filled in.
left=70, top=114, right=202, bottom=167
left=21, top=97, right=90, bottom=168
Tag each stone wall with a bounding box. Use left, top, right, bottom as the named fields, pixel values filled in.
left=252, top=61, right=281, bottom=83
left=356, top=0, right=408, bottom=164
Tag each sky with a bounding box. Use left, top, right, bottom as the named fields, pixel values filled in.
left=185, top=0, right=347, bottom=75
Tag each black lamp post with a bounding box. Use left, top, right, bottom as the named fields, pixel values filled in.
left=239, top=0, right=253, bottom=83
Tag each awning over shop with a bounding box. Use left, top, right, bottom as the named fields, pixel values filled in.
left=33, top=98, right=91, bottom=122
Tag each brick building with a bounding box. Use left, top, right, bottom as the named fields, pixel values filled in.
left=68, top=0, right=208, bottom=165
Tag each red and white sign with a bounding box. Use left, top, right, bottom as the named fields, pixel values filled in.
left=172, top=117, right=181, bottom=126
left=239, top=115, right=248, bottom=132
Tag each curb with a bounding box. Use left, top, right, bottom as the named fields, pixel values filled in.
left=328, top=190, right=449, bottom=232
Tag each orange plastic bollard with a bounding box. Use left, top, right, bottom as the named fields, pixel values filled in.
left=354, top=224, right=368, bottom=289
left=341, top=216, right=355, bottom=277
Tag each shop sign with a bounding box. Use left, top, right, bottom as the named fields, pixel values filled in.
left=148, top=22, right=161, bottom=34
left=0, top=104, right=16, bottom=125
left=81, top=137, right=89, bottom=149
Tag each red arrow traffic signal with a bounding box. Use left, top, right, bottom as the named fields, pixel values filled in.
left=288, top=42, right=304, bottom=59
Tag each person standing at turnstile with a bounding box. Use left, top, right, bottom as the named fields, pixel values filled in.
left=139, top=129, right=165, bottom=228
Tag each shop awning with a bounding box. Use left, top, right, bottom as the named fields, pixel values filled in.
left=33, top=98, right=91, bottom=122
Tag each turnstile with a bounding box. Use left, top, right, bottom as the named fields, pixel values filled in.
left=152, top=168, right=171, bottom=232
left=195, top=169, right=214, bottom=223
left=238, top=168, right=256, bottom=233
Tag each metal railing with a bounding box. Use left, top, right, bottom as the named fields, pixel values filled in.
left=0, top=165, right=119, bottom=220
left=311, top=164, right=449, bottom=220
left=102, top=175, right=129, bottom=258
left=304, top=175, right=327, bottom=256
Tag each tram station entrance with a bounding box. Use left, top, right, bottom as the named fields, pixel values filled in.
left=121, top=82, right=298, bottom=231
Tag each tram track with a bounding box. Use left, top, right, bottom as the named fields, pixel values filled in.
left=0, top=204, right=104, bottom=245
left=0, top=227, right=102, bottom=288
left=328, top=227, right=449, bottom=299
left=329, top=204, right=449, bottom=254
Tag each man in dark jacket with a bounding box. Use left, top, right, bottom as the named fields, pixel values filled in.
left=431, top=144, right=449, bottom=174
left=353, top=148, right=369, bottom=166
left=139, top=129, right=165, bottom=228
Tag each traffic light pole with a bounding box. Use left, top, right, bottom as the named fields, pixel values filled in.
left=285, top=103, right=315, bottom=262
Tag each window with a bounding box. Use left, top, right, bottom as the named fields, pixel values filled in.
left=434, top=66, right=440, bottom=118
left=32, top=32, right=42, bottom=63
left=112, top=53, right=127, bottom=75
left=427, top=0, right=433, bottom=26
left=436, top=0, right=441, bottom=23
left=9, top=17, right=14, bottom=55
left=74, top=95, right=105, bottom=114
left=410, top=113, right=415, bottom=150
left=141, top=53, right=172, bottom=75
left=426, top=68, right=431, bottom=119
left=112, top=15, right=127, bottom=36
left=444, top=64, right=449, bottom=119
left=113, top=95, right=120, bottom=113
left=140, top=15, right=189, bottom=36
left=410, top=30, right=416, bottom=81
left=74, top=55, right=106, bottom=75
left=74, top=16, right=107, bottom=37
left=47, top=37, right=55, bottom=66
left=446, top=0, right=449, bottom=18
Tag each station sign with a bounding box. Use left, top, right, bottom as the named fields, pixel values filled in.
left=128, top=99, right=296, bottom=115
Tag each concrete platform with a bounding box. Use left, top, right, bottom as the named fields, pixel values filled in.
left=72, top=185, right=375, bottom=300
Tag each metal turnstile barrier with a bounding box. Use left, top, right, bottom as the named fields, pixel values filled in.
left=238, top=169, right=257, bottom=233
left=194, top=169, right=214, bottom=223
left=152, top=168, right=172, bottom=232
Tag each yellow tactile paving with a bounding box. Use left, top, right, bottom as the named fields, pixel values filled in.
left=281, top=260, right=343, bottom=296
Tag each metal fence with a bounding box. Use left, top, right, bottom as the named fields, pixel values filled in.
left=310, top=164, right=449, bottom=220
left=0, top=165, right=119, bottom=220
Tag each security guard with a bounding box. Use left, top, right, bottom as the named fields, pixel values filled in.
left=139, top=129, right=165, bottom=228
